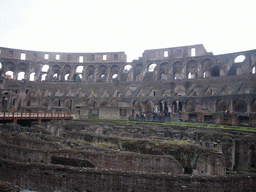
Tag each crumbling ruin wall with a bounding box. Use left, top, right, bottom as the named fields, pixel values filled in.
left=0, top=45, right=255, bottom=126
left=0, top=141, right=183, bottom=174
left=0, top=160, right=255, bottom=192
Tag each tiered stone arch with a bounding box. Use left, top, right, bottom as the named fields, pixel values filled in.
left=159, top=62, right=169, bottom=80
left=173, top=61, right=183, bottom=80
left=98, top=99, right=108, bottom=107
left=186, top=60, right=197, bottom=79
left=233, top=99, right=247, bottom=112
left=133, top=64, right=143, bottom=81
left=145, top=100, right=154, bottom=114
left=97, top=65, right=107, bottom=82
left=61, top=65, right=71, bottom=81
left=133, top=100, right=143, bottom=115
left=63, top=99, right=72, bottom=109
left=51, top=98, right=60, bottom=107
left=51, top=64, right=61, bottom=81
left=216, top=99, right=228, bottom=112
left=186, top=99, right=196, bottom=112
left=86, top=65, right=95, bottom=82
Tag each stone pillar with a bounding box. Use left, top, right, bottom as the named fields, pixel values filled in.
left=176, top=100, right=179, bottom=113
left=167, top=105, right=172, bottom=113
left=154, top=105, right=158, bottom=113
left=230, top=98, right=233, bottom=111
left=161, top=101, right=165, bottom=111
left=247, top=101, right=251, bottom=113
left=106, top=67, right=111, bottom=83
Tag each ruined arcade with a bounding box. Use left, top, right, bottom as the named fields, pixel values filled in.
left=0, top=45, right=256, bottom=191
left=0, top=44, right=256, bottom=126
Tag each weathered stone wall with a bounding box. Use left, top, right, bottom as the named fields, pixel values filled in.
left=0, top=160, right=255, bottom=192
left=0, top=142, right=183, bottom=174
left=0, top=44, right=255, bottom=126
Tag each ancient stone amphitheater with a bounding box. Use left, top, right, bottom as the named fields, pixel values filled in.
left=0, top=44, right=256, bottom=126
left=0, top=45, right=256, bottom=191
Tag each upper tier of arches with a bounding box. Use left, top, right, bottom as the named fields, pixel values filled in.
left=0, top=45, right=256, bottom=83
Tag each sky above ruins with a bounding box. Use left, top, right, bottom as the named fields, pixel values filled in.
left=0, top=0, right=256, bottom=62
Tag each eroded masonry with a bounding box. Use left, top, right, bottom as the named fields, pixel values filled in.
left=1, top=120, right=256, bottom=191
left=0, top=44, right=256, bottom=125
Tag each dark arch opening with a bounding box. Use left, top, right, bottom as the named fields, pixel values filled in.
left=51, top=156, right=95, bottom=168
left=211, top=66, right=220, bottom=77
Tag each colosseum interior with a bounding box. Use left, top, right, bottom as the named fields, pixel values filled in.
left=0, top=44, right=256, bottom=191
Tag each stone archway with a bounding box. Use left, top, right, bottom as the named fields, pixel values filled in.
left=216, top=99, right=228, bottom=112
left=172, top=101, right=182, bottom=113
left=186, top=100, right=195, bottom=112
left=234, top=99, right=247, bottom=112
left=133, top=100, right=143, bottom=116
left=145, top=100, right=154, bottom=114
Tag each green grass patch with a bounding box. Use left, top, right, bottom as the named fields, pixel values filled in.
left=72, top=118, right=256, bottom=132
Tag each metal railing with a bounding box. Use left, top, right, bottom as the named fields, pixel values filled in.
left=0, top=112, right=72, bottom=120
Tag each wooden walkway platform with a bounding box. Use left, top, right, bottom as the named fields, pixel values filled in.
left=0, top=112, right=72, bottom=123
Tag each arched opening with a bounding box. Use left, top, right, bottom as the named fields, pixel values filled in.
left=123, top=65, right=132, bottom=73
left=87, top=74, right=94, bottom=82
left=145, top=100, right=154, bottom=114
left=186, top=100, right=195, bottom=112
left=216, top=99, right=227, bottom=112
left=52, top=73, right=59, bottom=81
left=64, top=74, right=69, bottom=81
left=159, top=62, right=168, bottom=80
left=41, top=74, right=47, bottom=81
left=111, top=74, right=118, bottom=83
left=148, top=64, right=157, bottom=72
left=5, top=71, right=13, bottom=79
left=173, top=61, right=182, bottom=80
left=76, top=66, right=83, bottom=73
left=188, top=72, right=196, bottom=79
left=51, top=99, right=60, bottom=107
left=133, top=100, right=143, bottom=116
left=29, top=72, right=35, bottom=81
left=172, top=101, right=182, bottom=113
left=186, top=60, right=197, bottom=79
left=74, top=74, right=82, bottom=82
left=234, top=55, right=245, bottom=63
left=17, top=72, right=25, bottom=81
left=51, top=157, right=95, bottom=168
left=99, top=100, right=107, bottom=107
left=64, top=99, right=72, bottom=109
left=203, top=72, right=207, bottom=78
left=158, top=100, right=168, bottom=112
left=227, top=65, right=237, bottom=76
left=41, top=65, right=49, bottom=72
left=99, top=73, right=106, bottom=82
left=234, top=99, right=247, bottom=112
left=211, top=66, right=220, bottom=77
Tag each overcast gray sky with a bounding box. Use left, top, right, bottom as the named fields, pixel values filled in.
left=1, top=0, right=256, bottom=62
